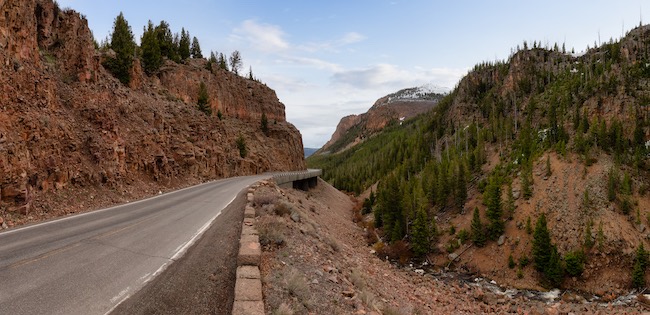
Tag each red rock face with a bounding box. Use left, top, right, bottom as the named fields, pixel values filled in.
left=320, top=98, right=438, bottom=153
left=0, top=0, right=305, bottom=216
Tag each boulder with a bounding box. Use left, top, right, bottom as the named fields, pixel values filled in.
left=498, top=235, right=506, bottom=246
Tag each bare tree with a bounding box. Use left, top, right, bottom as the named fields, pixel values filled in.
left=229, top=50, right=242, bottom=75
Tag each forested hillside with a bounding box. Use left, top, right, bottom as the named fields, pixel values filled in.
left=308, top=25, right=650, bottom=293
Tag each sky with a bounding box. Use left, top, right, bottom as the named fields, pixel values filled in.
left=58, top=0, right=649, bottom=148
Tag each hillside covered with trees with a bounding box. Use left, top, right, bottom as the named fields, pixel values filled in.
left=308, top=25, right=650, bottom=294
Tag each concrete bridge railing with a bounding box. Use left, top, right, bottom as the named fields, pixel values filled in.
left=272, top=169, right=322, bottom=190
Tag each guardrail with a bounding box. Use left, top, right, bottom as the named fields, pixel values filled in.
left=272, top=169, right=322, bottom=190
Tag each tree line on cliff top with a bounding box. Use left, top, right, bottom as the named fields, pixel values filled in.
left=102, top=12, right=244, bottom=85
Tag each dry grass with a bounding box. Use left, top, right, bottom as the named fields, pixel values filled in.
left=272, top=303, right=294, bottom=315
left=257, top=217, right=285, bottom=247
left=324, top=235, right=340, bottom=252
left=274, top=200, right=293, bottom=216
left=254, top=193, right=278, bottom=206
left=382, top=305, right=406, bottom=315
left=350, top=268, right=366, bottom=290
left=359, top=289, right=380, bottom=311
left=285, top=267, right=309, bottom=302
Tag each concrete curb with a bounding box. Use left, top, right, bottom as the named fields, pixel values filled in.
left=232, top=182, right=265, bottom=315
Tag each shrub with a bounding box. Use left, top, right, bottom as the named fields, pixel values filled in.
left=274, top=201, right=292, bottom=216
left=254, top=193, right=277, bottom=206
left=519, top=255, right=529, bottom=267
left=508, top=254, right=516, bottom=269
left=366, top=225, right=379, bottom=245
left=258, top=218, right=285, bottom=247
left=620, top=197, right=632, bottom=215
left=457, top=228, right=469, bottom=244
left=564, top=250, right=585, bottom=277
left=517, top=268, right=524, bottom=279
left=388, top=240, right=411, bottom=264
left=236, top=134, right=247, bottom=158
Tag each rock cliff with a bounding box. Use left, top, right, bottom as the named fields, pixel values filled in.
left=0, top=0, right=305, bottom=225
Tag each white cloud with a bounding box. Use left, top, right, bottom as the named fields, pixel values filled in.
left=331, top=64, right=467, bottom=91
left=276, top=56, right=342, bottom=72
left=340, top=32, right=365, bottom=45
left=299, top=32, right=366, bottom=52
left=231, top=19, right=289, bottom=52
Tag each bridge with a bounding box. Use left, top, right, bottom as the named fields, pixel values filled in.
left=272, top=169, right=322, bottom=190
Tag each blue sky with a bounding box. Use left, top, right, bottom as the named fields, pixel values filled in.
left=59, top=0, right=648, bottom=147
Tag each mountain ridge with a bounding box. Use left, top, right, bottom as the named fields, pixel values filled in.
left=318, top=84, right=446, bottom=154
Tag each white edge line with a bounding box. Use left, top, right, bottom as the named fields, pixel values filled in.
left=2, top=175, right=270, bottom=236
left=102, top=193, right=240, bottom=315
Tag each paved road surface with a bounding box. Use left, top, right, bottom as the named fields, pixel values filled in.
left=0, top=175, right=267, bottom=315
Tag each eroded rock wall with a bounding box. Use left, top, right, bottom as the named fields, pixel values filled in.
left=0, top=0, right=305, bottom=219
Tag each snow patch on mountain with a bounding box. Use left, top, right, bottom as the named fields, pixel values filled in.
left=386, top=83, right=449, bottom=104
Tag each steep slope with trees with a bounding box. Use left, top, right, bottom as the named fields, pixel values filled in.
left=0, top=0, right=305, bottom=227
left=308, top=25, right=650, bottom=295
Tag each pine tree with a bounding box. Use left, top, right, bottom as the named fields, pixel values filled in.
left=197, top=82, right=211, bottom=115
left=236, top=134, right=247, bottom=158
left=597, top=221, right=605, bottom=250
left=532, top=213, right=552, bottom=272
left=229, top=50, right=242, bottom=75
left=471, top=207, right=486, bottom=247
left=584, top=220, right=594, bottom=249
left=207, top=51, right=217, bottom=70
left=190, top=36, right=202, bottom=58
left=411, top=208, right=430, bottom=257
left=485, top=178, right=504, bottom=239
left=155, top=20, right=178, bottom=62
left=633, top=243, right=649, bottom=288
left=564, top=250, right=585, bottom=277
left=455, top=162, right=467, bottom=211
left=522, top=167, right=533, bottom=199
left=508, top=254, right=516, bottom=269
left=140, top=20, right=162, bottom=75
left=545, top=155, right=552, bottom=177
left=248, top=66, right=254, bottom=80
left=632, top=260, right=645, bottom=288
left=636, top=243, right=648, bottom=269
left=622, top=171, right=632, bottom=195
left=506, top=183, right=515, bottom=220
left=260, top=112, right=269, bottom=135
left=218, top=53, right=229, bottom=70
left=378, top=175, right=404, bottom=243
left=178, top=28, right=191, bottom=60
left=105, top=12, right=135, bottom=85
left=608, top=167, right=617, bottom=202
left=545, top=245, right=564, bottom=287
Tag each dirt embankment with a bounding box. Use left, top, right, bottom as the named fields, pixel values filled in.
left=249, top=179, right=645, bottom=314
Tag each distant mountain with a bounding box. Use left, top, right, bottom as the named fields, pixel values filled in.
left=304, top=148, right=319, bottom=158
left=316, top=84, right=447, bottom=154
left=383, top=83, right=449, bottom=104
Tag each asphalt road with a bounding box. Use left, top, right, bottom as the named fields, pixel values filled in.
left=0, top=175, right=268, bottom=315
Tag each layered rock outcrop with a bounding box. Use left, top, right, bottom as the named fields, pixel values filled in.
left=0, top=0, right=305, bottom=223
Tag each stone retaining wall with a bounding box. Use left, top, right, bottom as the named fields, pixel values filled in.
left=232, top=188, right=264, bottom=315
